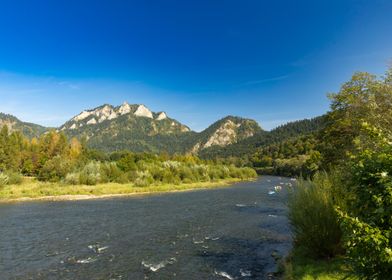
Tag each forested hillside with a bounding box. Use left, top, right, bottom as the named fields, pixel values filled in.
left=0, top=113, right=47, bottom=138
left=199, top=116, right=326, bottom=176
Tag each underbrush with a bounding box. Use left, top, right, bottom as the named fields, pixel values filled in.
left=288, top=172, right=343, bottom=258
left=282, top=246, right=356, bottom=280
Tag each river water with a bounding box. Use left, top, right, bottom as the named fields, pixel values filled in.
left=0, top=176, right=293, bottom=280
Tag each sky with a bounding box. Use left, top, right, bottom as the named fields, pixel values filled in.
left=0, top=0, right=391, bottom=131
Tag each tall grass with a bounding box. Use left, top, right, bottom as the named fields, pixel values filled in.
left=0, top=171, right=23, bottom=187
left=288, top=172, right=343, bottom=258
left=0, top=177, right=243, bottom=200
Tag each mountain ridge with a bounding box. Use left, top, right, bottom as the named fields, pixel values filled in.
left=0, top=103, right=326, bottom=157
left=0, top=102, right=262, bottom=154
left=0, top=112, right=48, bottom=138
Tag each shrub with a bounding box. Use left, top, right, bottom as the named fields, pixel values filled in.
left=149, top=166, right=165, bottom=182
left=6, top=171, right=23, bottom=185
left=178, top=166, right=196, bottom=182
left=79, top=161, right=101, bottom=185
left=38, top=156, right=72, bottom=182
left=208, top=166, right=222, bottom=181
left=64, top=172, right=80, bottom=185
left=100, top=162, right=125, bottom=183
left=0, top=172, right=9, bottom=187
left=288, top=172, right=342, bottom=258
left=337, top=129, right=392, bottom=278
left=195, top=165, right=209, bottom=181
left=117, top=154, right=137, bottom=172
left=134, top=171, right=154, bottom=187
left=161, top=169, right=181, bottom=185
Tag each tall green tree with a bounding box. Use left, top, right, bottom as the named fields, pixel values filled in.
left=320, top=68, right=392, bottom=168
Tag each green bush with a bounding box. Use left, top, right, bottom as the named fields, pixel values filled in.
left=0, top=171, right=23, bottom=187
left=240, top=167, right=257, bottom=179
left=38, top=156, right=72, bottom=182
left=134, top=170, right=154, bottom=187
left=117, top=154, right=137, bottom=172
left=64, top=172, right=80, bottom=185
left=79, top=161, right=101, bottom=185
left=149, top=166, right=165, bottom=182
left=178, top=165, right=196, bottom=182
left=0, top=172, right=9, bottom=187
left=161, top=169, right=181, bottom=185
left=100, top=162, right=126, bottom=183
left=6, top=171, right=23, bottom=185
left=288, top=172, right=342, bottom=258
left=337, top=129, right=392, bottom=278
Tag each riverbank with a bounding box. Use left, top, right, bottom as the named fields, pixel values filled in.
left=282, top=247, right=356, bottom=280
left=0, top=177, right=247, bottom=202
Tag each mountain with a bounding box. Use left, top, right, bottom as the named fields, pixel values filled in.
left=60, top=102, right=190, bottom=133
left=198, top=116, right=326, bottom=159
left=0, top=113, right=47, bottom=138
left=189, top=116, right=262, bottom=153
left=58, top=102, right=192, bottom=153
left=2, top=102, right=320, bottom=157
left=57, top=103, right=262, bottom=153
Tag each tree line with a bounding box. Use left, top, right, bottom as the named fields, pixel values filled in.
left=0, top=127, right=256, bottom=187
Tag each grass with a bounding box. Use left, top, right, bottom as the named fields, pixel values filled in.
left=282, top=246, right=357, bottom=280
left=0, top=177, right=244, bottom=201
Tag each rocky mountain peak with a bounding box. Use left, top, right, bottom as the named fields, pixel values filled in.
left=118, top=102, right=132, bottom=115
left=156, top=112, right=167, bottom=120
left=190, top=116, right=262, bottom=153
left=134, top=104, right=153, bottom=119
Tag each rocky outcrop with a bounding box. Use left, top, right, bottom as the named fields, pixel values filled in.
left=156, top=112, right=167, bottom=121
left=203, top=120, right=239, bottom=148
left=63, top=103, right=158, bottom=129
left=190, top=116, right=261, bottom=153
left=134, top=105, right=153, bottom=119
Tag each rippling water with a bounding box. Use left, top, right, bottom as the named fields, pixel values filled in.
left=0, top=176, right=293, bottom=279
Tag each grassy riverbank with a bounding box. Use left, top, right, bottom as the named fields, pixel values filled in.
left=282, top=247, right=356, bottom=280
left=0, top=177, right=246, bottom=201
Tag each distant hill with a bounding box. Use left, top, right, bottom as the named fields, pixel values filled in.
left=0, top=113, right=48, bottom=138
left=56, top=102, right=262, bottom=153
left=198, top=116, right=326, bottom=159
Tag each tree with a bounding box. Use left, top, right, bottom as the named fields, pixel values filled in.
left=338, top=124, right=392, bottom=279
left=320, top=68, right=392, bottom=168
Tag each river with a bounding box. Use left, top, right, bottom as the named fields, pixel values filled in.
left=0, top=176, right=293, bottom=280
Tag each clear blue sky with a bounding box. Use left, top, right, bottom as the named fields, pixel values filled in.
left=0, top=0, right=391, bottom=131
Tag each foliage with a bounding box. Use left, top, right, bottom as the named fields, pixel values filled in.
left=0, top=125, right=256, bottom=188
left=200, top=117, right=326, bottom=177
left=337, top=125, right=392, bottom=279
left=200, top=116, right=325, bottom=161
left=288, top=172, right=343, bottom=258
left=0, top=171, right=23, bottom=187
left=319, top=70, right=392, bottom=168
left=100, top=162, right=128, bottom=183
left=5, top=171, right=23, bottom=185
left=0, top=112, right=47, bottom=139
left=38, top=156, right=73, bottom=182
left=78, top=161, right=102, bottom=185
left=0, top=172, right=9, bottom=187
left=64, top=172, right=80, bottom=185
